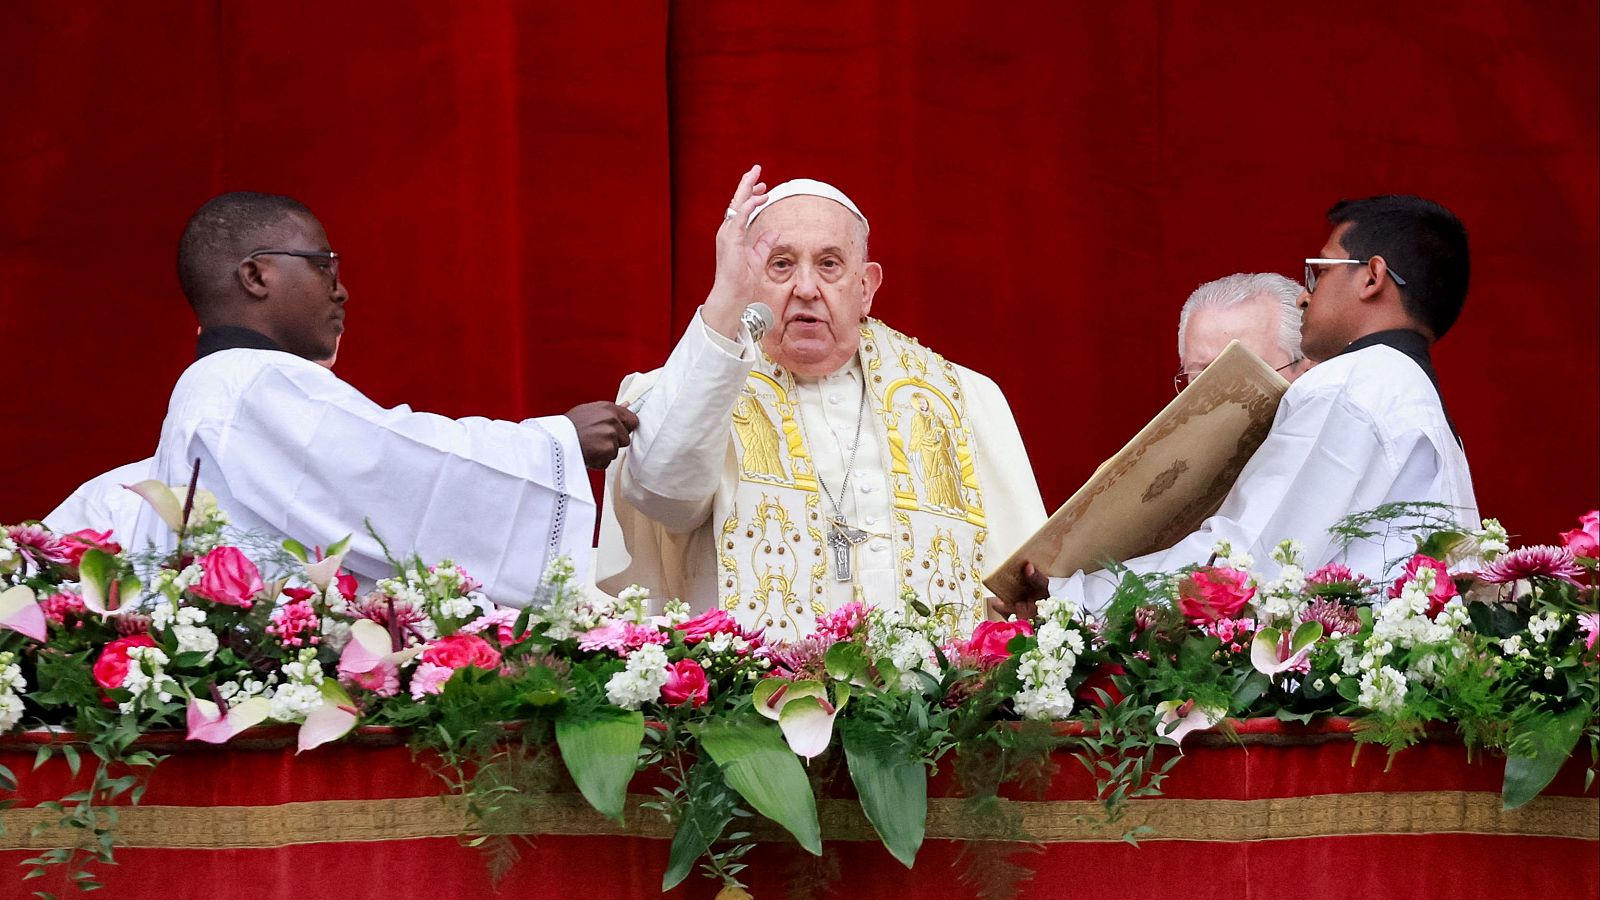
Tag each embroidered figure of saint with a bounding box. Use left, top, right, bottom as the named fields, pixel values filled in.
left=908, top=391, right=965, bottom=511
left=732, top=393, right=787, bottom=481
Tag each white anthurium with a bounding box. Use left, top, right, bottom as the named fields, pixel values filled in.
left=76, top=551, right=140, bottom=617
left=338, top=619, right=423, bottom=675
left=0, top=585, right=46, bottom=641
left=303, top=552, right=347, bottom=593
left=297, top=681, right=360, bottom=753
left=1154, top=699, right=1225, bottom=747
left=1251, top=621, right=1324, bottom=677
left=186, top=696, right=272, bottom=744
left=754, top=678, right=852, bottom=760
left=125, top=480, right=186, bottom=533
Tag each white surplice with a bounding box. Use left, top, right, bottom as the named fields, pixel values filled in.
left=43, top=458, right=153, bottom=537
left=597, top=309, right=1046, bottom=620
left=1051, top=342, right=1479, bottom=614
left=131, top=348, right=594, bottom=607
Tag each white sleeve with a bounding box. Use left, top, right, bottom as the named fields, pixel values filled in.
left=191, top=364, right=593, bottom=607
left=1051, top=386, right=1398, bottom=615
left=614, top=308, right=756, bottom=533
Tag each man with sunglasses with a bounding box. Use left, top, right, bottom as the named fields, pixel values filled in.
left=998, top=195, right=1477, bottom=617
left=128, top=191, right=637, bottom=605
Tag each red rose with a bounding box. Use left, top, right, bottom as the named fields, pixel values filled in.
left=679, top=608, right=741, bottom=644
left=1388, top=554, right=1458, bottom=618
left=1177, top=567, right=1255, bottom=624
left=1075, top=663, right=1126, bottom=708
left=421, top=633, right=503, bottom=671
left=61, top=529, right=122, bottom=567
left=190, top=546, right=265, bottom=608
left=660, top=659, right=710, bottom=707
left=93, top=634, right=158, bottom=690
left=1560, top=511, right=1599, bottom=559
left=968, top=619, right=1034, bottom=667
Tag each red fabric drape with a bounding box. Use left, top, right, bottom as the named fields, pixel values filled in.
left=2, top=2, right=1596, bottom=539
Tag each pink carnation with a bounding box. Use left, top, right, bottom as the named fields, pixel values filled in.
left=1388, top=555, right=1458, bottom=618
left=1478, top=546, right=1584, bottom=586
left=578, top=621, right=668, bottom=655
left=40, top=592, right=88, bottom=628
left=266, top=598, right=321, bottom=648
left=421, top=633, right=503, bottom=671
left=408, top=661, right=455, bottom=699
left=458, top=607, right=529, bottom=646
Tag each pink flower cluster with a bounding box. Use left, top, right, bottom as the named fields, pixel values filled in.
left=267, top=595, right=321, bottom=648
left=679, top=608, right=743, bottom=644
left=410, top=634, right=505, bottom=700
left=1203, top=616, right=1257, bottom=654
left=578, top=621, right=669, bottom=655
left=40, top=592, right=88, bottom=628
left=816, top=602, right=867, bottom=642
left=459, top=607, right=529, bottom=646
left=7, top=525, right=71, bottom=568
left=1306, top=562, right=1370, bottom=593
left=1300, top=598, right=1363, bottom=638
left=1479, top=546, right=1584, bottom=586
left=60, top=529, right=122, bottom=566
left=1560, top=511, right=1599, bottom=559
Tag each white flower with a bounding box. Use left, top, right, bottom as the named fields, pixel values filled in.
left=1036, top=621, right=1068, bottom=654
left=1544, top=666, right=1556, bottom=680
left=662, top=598, right=691, bottom=626
left=1013, top=685, right=1075, bottom=721
left=1357, top=665, right=1409, bottom=715
left=1270, top=540, right=1305, bottom=568
left=1528, top=612, right=1564, bottom=645
left=269, top=682, right=323, bottom=721
left=1473, top=519, right=1510, bottom=561
left=118, top=646, right=179, bottom=713
left=604, top=643, right=670, bottom=710
left=1500, top=635, right=1524, bottom=656
left=0, top=693, right=23, bottom=732
left=320, top=619, right=353, bottom=653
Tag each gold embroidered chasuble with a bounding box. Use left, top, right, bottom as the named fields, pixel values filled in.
left=719, top=319, right=990, bottom=639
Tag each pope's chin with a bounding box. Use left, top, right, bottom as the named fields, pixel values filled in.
left=768, top=335, right=847, bottom=376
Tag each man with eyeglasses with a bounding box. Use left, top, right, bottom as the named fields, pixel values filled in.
left=127, top=191, right=637, bottom=605
left=997, top=195, right=1478, bottom=617
left=1174, top=272, right=1312, bottom=394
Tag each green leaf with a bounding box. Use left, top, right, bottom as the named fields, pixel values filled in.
left=281, top=539, right=310, bottom=563
left=693, top=720, right=822, bottom=855
left=824, top=641, right=867, bottom=681
left=661, top=759, right=737, bottom=891
left=554, top=710, right=644, bottom=823
left=1417, top=530, right=1468, bottom=560
left=325, top=534, right=353, bottom=559
left=841, top=726, right=926, bottom=868
left=1503, top=704, right=1590, bottom=809
left=1230, top=671, right=1271, bottom=712
left=61, top=745, right=81, bottom=779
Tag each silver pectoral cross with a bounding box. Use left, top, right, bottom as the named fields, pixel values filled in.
left=827, top=516, right=873, bottom=582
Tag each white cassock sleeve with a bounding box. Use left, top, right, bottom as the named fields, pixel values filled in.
left=1050, top=382, right=1451, bottom=615
left=143, top=352, right=594, bottom=607
left=43, top=459, right=154, bottom=537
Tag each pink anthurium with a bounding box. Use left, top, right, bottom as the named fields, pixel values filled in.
left=337, top=618, right=423, bottom=676
left=0, top=585, right=47, bottom=641
left=1250, top=621, right=1324, bottom=677
left=753, top=678, right=852, bottom=760
left=297, top=681, right=360, bottom=753
left=125, top=480, right=185, bottom=533
left=1154, top=699, right=1225, bottom=747
left=186, top=696, right=272, bottom=744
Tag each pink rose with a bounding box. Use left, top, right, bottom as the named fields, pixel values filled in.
left=1388, top=554, right=1458, bottom=618
left=660, top=659, right=710, bottom=708
left=679, top=608, right=741, bottom=644
left=1177, top=567, right=1256, bottom=624
left=967, top=619, right=1035, bottom=667
left=191, top=546, right=265, bottom=608
left=1560, top=510, right=1599, bottom=559
left=93, top=634, right=158, bottom=691
left=61, top=529, right=122, bottom=567
left=421, top=633, right=503, bottom=671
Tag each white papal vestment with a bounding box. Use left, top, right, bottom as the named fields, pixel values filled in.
left=598, top=310, right=1046, bottom=640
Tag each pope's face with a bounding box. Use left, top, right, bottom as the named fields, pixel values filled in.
left=1181, top=293, right=1297, bottom=380
left=750, top=196, right=882, bottom=377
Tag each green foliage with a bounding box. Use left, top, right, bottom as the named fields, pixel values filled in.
left=554, top=710, right=645, bottom=823
left=693, top=719, right=822, bottom=855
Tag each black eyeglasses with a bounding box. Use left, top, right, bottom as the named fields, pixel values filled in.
left=1174, top=358, right=1300, bottom=394
left=247, top=249, right=341, bottom=286
left=1303, top=257, right=1406, bottom=294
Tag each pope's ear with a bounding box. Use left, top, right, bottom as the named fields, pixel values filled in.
left=860, top=261, right=884, bottom=317
left=237, top=257, right=270, bottom=299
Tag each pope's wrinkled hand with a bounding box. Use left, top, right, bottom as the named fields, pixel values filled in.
left=703, top=163, right=781, bottom=339
left=564, top=401, right=640, bottom=469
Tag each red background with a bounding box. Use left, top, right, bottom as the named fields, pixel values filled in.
left=2, top=1, right=1595, bottom=544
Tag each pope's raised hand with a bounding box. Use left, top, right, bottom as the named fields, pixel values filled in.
left=704, top=164, right=779, bottom=339
left=563, top=401, right=640, bottom=469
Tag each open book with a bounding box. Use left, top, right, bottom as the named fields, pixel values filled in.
left=983, top=340, right=1289, bottom=599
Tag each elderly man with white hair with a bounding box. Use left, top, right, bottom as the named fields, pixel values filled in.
left=1175, top=272, right=1312, bottom=391
left=598, top=166, right=1046, bottom=640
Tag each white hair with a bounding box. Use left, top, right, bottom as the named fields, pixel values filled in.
left=1176, top=272, right=1305, bottom=363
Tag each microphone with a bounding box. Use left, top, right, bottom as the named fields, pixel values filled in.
left=630, top=303, right=774, bottom=414
left=740, top=302, right=775, bottom=343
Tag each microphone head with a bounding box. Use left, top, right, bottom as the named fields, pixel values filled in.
left=742, top=302, right=775, bottom=342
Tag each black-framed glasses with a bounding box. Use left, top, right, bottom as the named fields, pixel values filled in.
left=1174, top=358, right=1300, bottom=394
left=1303, top=257, right=1406, bottom=294
left=247, top=249, right=341, bottom=286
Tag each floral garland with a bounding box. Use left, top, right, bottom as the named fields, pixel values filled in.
left=0, top=488, right=1595, bottom=896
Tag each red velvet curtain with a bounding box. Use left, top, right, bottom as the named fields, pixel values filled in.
left=2, top=1, right=1595, bottom=541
